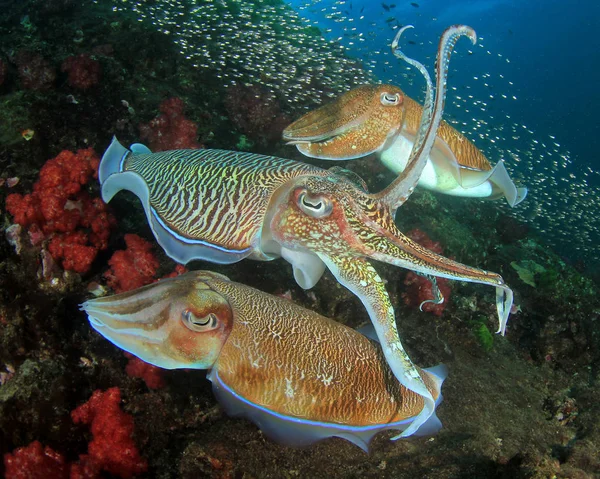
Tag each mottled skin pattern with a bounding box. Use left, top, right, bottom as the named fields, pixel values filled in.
left=83, top=272, right=440, bottom=426
left=99, top=26, right=507, bottom=438
left=284, top=85, right=492, bottom=171
left=271, top=175, right=506, bottom=284
left=269, top=173, right=508, bottom=391
left=212, top=276, right=439, bottom=425
left=283, top=85, right=406, bottom=160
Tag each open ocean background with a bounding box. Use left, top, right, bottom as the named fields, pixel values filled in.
left=286, top=0, right=600, bottom=268
left=289, top=0, right=599, bottom=173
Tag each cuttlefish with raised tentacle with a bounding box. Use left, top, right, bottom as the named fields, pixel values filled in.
left=81, top=271, right=447, bottom=451
left=98, top=25, right=513, bottom=438
left=283, top=26, right=527, bottom=207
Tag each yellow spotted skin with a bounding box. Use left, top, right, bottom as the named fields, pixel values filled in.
left=206, top=274, right=439, bottom=425
left=98, top=25, right=511, bottom=441
left=271, top=174, right=504, bottom=285
left=285, top=85, right=492, bottom=171
left=283, top=85, right=406, bottom=160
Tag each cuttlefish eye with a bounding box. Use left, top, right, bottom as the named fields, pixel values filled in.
left=182, top=309, right=219, bottom=332
left=380, top=92, right=402, bottom=106
left=297, top=190, right=333, bottom=218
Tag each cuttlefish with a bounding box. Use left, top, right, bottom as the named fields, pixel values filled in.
left=283, top=28, right=527, bottom=207
left=99, top=25, right=512, bottom=438
left=81, top=271, right=447, bottom=451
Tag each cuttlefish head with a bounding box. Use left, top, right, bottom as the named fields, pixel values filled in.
left=283, top=84, right=406, bottom=160
left=80, top=272, right=234, bottom=369
left=270, top=170, right=512, bottom=336
left=270, top=173, right=381, bottom=257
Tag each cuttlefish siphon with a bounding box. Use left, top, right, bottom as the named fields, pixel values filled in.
left=98, top=25, right=512, bottom=438
left=81, top=271, right=447, bottom=451
left=283, top=26, right=527, bottom=207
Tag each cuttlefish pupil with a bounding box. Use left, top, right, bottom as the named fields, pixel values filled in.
left=381, top=92, right=402, bottom=106
left=297, top=190, right=333, bottom=218
left=182, top=309, right=219, bottom=332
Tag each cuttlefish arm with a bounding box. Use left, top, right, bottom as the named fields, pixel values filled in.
left=374, top=25, right=478, bottom=213
left=271, top=25, right=492, bottom=436
left=363, top=215, right=513, bottom=335
left=81, top=271, right=447, bottom=451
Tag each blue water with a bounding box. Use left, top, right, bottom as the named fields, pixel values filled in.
left=288, top=0, right=600, bottom=170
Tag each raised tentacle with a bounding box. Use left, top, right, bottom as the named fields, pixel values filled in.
left=392, top=25, right=433, bottom=121
left=315, top=253, right=435, bottom=439
left=374, top=25, right=477, bottom=212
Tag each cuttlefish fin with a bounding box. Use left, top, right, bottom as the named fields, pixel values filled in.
left=398, top=130, right=527, bottom=206
left=398, top=129, right=491, bottom=188
left=316, top=253, right=434, bottom=438
left=482, top=160, right=528, bottom=207
left=431, top=134, right=527, bottom=205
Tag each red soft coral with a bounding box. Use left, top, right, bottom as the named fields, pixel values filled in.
left=61, top=54, right=101, bottom=90
left=48, top=231, right=98, bottom=274
left=5, top=148, right=115, bottom=275
left=70, top=388, right=147, bottom=478
left=104, top=234, right=160, bottom=293
left=139, top=97, right=201, bottom=151
left=124, top=352, right=166, bottom=390
left=401, top=228, right=452, bottom=316
left=3, top=440, right=68, bottom=479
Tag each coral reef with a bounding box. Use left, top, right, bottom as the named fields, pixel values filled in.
left=4, top=440, right=68, bottom=479
left=401, top=228, right=452, bottom=316
left=0, top=1, right=599, bottom=478
left=139, top=97, right=201, bottom=151
left=70, top=387, right=148, bottom=478
left=124, top=353, right=166, bottom=390
left=61, top=54, right=101, bottom=91
left=104, top=234, right=160, bottom=294
left=5, top=149, right=116, bottom=274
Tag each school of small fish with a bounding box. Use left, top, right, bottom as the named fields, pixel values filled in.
left=109, top=0, right=600, bottom=266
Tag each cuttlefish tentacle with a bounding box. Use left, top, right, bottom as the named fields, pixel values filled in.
left=390, top=25, right=434, bottom=149
left=316, top=253, right=433, bottom=439
left=416, top=273, right=444, bottom=311
left=285, top=27, right=527, bottom=207
left=82, top=271, right=447, bottom=450
left=374, top=24, right=478, bottom=212
left=357, top=211, right=512, bottom=334
left=380, top=97, right=528, bottom=206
